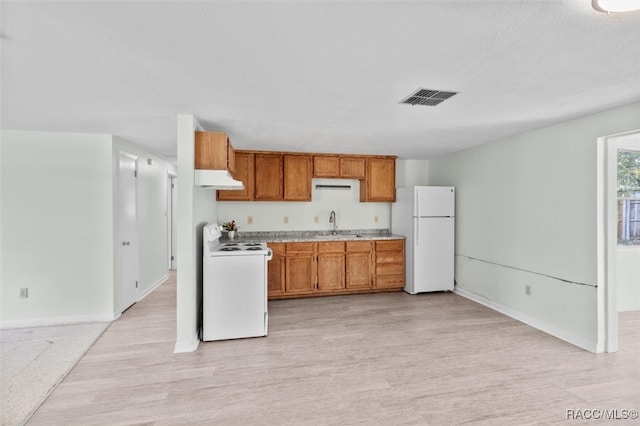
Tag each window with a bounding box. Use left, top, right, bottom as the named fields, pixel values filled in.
left=617, top=150, right=640, bottom=245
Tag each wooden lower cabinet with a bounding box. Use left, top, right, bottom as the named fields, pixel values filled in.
left=345, top=241, right=373, bottom=290
left=268, top=239, right=404, bottom=299
left=267, top=243, right=286, bottom=297
left=316, top=242, right=345, bottom=292
left=374, top=240, right=405, bottom=290
left=284, top=243, right=315, bottom=295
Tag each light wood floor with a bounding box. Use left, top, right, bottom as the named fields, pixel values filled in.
left=28, top=272, right=640, bottom=425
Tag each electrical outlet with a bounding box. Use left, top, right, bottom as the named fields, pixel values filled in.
left=247, top=216, right=253, bottom=225
left=314, top=216, right=319, bottom=224
left=525, top=285, right=531, bottom=296
left=284, top=216, right=289, bottom=224
left=374, top=215, right=379, bottom=223
left=20, top=288, right=28, bottom=299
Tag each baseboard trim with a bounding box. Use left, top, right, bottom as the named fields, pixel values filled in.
left=174, top=333, right=200, bottom=353
left=454, top=287, right=598, bottom=353
left=0, top=313, right=116, bottom=330
left=138, top=273, right=169, bottom=302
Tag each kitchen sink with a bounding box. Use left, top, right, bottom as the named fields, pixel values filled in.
left=313, top=234, right=362, bottom=240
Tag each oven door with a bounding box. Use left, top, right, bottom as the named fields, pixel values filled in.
left=202, top=254, right=267, bottom=341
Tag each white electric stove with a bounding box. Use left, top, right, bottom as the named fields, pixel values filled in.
left=202, top=223, right=272, bottom=341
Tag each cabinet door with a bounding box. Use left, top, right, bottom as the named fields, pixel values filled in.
left=217, top=151, right=254, bottom=201
left=254, top=154, right=283, bottom=200
left=284, top=155, right=312, bottom=201
left=194, top=131, right=231, bottom=170
left=313, top=156, right=340, bottom=178
left=345, top=240, right=373, bottom=290
left=285, top=254, right=315, bottom=295
left=317, top=253, right=345, bottom=292
left=227, top=141, right=236, bottom=176
left=361, top=157, right=396, bottom=202
left=317, top=242, right=344, bottom=292
left=340, top=157, right=366, bottom=179
left=267, top=243, right=286, bottom=298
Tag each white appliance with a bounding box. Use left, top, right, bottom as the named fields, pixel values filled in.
left=194, top=169, right=244, bottom=189
left=202, top=223, right=272, bottom=341
left=391, top=186, right=455, bottom=294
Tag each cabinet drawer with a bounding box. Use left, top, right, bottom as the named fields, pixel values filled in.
left=317, top=241, right=344, bottom=253
left=376, top=254, right=404, bottom=264
left=286, top=242, right=315, bottom=253
left=375, top=240, right=404, bottom=251
left=376, top=275, right=404, bottom=288
left=346, top=241, right=372, bottom=252
left=376, top=263, right=404, bottom=276
left=268, top=242, right=285, bottom=255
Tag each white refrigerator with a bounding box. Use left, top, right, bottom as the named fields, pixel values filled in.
left=391, top=186, right=455, bottom=294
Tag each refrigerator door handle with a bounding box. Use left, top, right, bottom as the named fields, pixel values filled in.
left=415, top=190, right=420, bottom=217
left=415, top=217, right=419, bottom=246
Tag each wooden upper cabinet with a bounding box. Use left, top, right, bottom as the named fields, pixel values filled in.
left=254, top=154, right=284, bottom=200
left=340, top=157, right=366, bottom=179
left=360, top=157, right=396, bottom=202
left=194, top=131, right=235, bottom=175
left=313, top=156, right=340, bottom=178
left=284, top=155, right=312, bottom=201
left=217, top=151, right=254, bottom=201
left=313, top=155, right=366, bottom=179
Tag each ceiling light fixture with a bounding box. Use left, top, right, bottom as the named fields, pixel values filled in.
left=592, top=0, right=640, bottom=13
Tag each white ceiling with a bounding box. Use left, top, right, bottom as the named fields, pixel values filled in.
left=2, top=1, right=639, bottom=160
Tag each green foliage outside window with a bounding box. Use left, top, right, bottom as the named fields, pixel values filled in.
left=617, top=150, right=640, bottom=197
left=618, top=150, right=640, bottom=245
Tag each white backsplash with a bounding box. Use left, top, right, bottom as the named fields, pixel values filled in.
left=217, top=179, right=391, bottom=232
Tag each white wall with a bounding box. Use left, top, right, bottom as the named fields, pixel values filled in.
left=429, top=102, right=640, bottom=351
left=217, top=160, right=429, bottom=232
left=617, top=248, right=640, bottom=312
left=0, top=130, right=176, bottom=328
left=218, top=179, right=389, bottom=232
left=175, top=115, right=218, bottom=353
left=396, top=159, right=429, bottom=188
left=1, top=130, right=115, bottom=326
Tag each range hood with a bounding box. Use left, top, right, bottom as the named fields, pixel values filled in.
left=194, top=170, right=244, bottom=190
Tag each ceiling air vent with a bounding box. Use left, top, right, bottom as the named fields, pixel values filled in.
left=400, top=88, right=458, bottom=106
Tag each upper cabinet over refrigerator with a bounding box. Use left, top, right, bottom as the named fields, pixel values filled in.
left=414, top=186, right=455, bottom=217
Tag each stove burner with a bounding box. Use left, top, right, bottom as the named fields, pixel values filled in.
left=244, top=243, right=262, bottom=247
left=224, top=243, right=240, bottom=246
left=246, top=247, right=264, bottom=251
left=219, top=247, right=241, bottom=251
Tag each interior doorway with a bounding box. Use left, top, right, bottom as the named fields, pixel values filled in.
left=118, top=152, right=139, bottom=312
left=168, top=175, right=177, bottom=270
left=599, top=129, right=640, bottom=353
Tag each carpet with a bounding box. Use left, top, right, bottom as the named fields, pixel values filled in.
left=0, top=322, right=109, bottom=426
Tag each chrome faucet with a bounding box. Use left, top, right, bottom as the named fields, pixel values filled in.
left=329, top=210, right=337, bottom=235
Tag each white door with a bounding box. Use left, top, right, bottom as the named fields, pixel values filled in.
left=413, top=217, right=455, bottom=293
left=119, top=154, right=138, bottom=312
left=170, top=176, right=177, bottom=270
left=415, top=186, right=455, bottom=217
